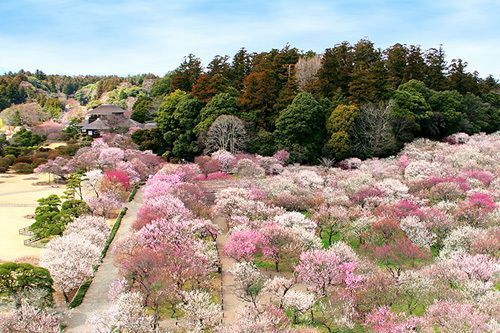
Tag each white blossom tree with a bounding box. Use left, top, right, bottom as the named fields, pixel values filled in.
left=40, top=233, right=101, bottom=302
left=88, top=292, right=153, bottom=333
left=179, top=289, right=222, bottom=332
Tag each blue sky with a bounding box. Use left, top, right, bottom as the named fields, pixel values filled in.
left=0, top=0, right=498, bottom=77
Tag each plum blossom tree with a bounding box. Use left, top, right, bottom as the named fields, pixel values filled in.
left=104, top=169, right=130, bottom=191
left=0, top=303, right=63, bottom=333
left=273, top=212, right=317, bottom=233
left=179, top=289, right=223, bottom=332
left=97, top=147, right=124, bottom=167
left=34, top=156, right=74, bottom=182
left=134, top=194, right=191, bottom=229
left=364, top=306, right=421, bottom=333
left=64, top=215, right=110, bottom=248
left=211, top=149, right=236, bottom=172
left=282, top=290, right=316, bottom=323
left=86, top=193, right=122, bottom=218
left=423, top=300, right=489, bottom=333
left=224, top=229, right=263, bottom=261
left=295, top=244, right=361, bottom=295
left=40, top=233, right=101, bottom=302
left=88, top=292, right=153, bottom=333
left=230, top=262, right=265, bottom=309
left=83, top=169, right=103, bottom=198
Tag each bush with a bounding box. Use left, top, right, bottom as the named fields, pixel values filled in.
left=33, top=151, right=49, bottom=159
left=32, top=157, right=48, bottom=167
left=12, top=162, right=34, bottom=174
left=0, top=158, right=10, bottom=172
left=4, top=154, right=15, bottom=165
left=14, top=156, right=33, bottom=164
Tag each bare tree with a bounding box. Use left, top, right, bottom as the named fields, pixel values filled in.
left=295, top=54, right=322, bottom=90
left=205, top=115, right=247, bottom=153
left=351, top=103, right=397, bottom=158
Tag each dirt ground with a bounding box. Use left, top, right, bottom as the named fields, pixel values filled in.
left=0, top=172, right=65, bottom=262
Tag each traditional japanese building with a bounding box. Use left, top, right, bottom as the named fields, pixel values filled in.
left=77, top=104, right=155, bottom=136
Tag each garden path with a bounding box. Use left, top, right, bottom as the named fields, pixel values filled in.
left=214, top=214, right=246, bottom=325
left=64, top=189, right=143, bottom=333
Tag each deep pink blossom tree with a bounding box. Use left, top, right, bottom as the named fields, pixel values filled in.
left=224, top=229, right=263, bottom=261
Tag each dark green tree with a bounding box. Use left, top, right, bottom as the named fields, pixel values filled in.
left=447, top=59, right=479, bottom=95
left=169, top=54, right=203, bottom=92
left=229, top=48, right=253, bottom=90
left=131, top=95, right=153, bottom=123
left=316, top=42, right=353, bottom=98
left=30, top=195, right=67, bottom=238
left=404, top=45, right=427, bottom=82
left=274, top=92, right=326, bottom=163
left=11, top=127, right=44, bottom=147
left=0, top=262, right=53, bottom=308
left=428, top=90, right=465, bottom=136
left=324, top=104, right=359, bottom=160
left=425, top=46, right=447, bottom=91
left=155, top=90, right=203, bottom=160
left=389, top=80, right=432, bottom=142
left=349, top=39, right=388, bottom=103
left=385, top=43, right=408, bottom=90
left=195, top=91, right=238, bottom=134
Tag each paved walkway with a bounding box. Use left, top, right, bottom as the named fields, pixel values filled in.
left=65, top=189, right=143, bottom=333
left=214, top=215, right=246, bottom=325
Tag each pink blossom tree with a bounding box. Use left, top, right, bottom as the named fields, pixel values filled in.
left=86, top=193, right=122, bottom=218
left=364, top=306, right=421, bottom=333
left=295, top=245, right=361, bottom=295
left=34, top=156, right=74, bottom=182
left=97, top=147, right=124, bottom=168
left=224, top=229, right=263, bottom=261
left=423, top=300, right=489, bottom=333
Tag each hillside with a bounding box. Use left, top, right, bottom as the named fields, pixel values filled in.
left=1, top=39, right=499, bottom=164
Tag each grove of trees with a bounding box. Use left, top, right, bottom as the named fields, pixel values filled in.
left=128, top=40, right=498, bottom=163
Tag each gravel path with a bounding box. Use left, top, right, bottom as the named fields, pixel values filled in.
left=65, top=189, right=143, bottom=333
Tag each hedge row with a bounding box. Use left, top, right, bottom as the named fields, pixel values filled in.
left=127, top=184, right=139, bottom=202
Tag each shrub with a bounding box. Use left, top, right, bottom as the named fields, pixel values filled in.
left=0, top=158, right=10, bottom=172
left=4, top=154, right=15, bottom=165
left=12, top=162, right=34, bottom=174
left=32, top=157, right=48, bottom=167
left=14, top=156, right=33, bottom=164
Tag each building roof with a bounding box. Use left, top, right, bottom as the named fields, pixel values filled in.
left=82, top=118, right=110, bottom=130
left=144, top=122, right=157, bottom=130
left=88, top=104, right=126, bottom=116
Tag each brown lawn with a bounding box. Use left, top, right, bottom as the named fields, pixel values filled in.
left=0, top=172, right=65, bottom=262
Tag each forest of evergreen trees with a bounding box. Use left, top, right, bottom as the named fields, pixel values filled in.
left=131, top=39, right=499, bottom=163
left=1, top=39, right=499, bottom=163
